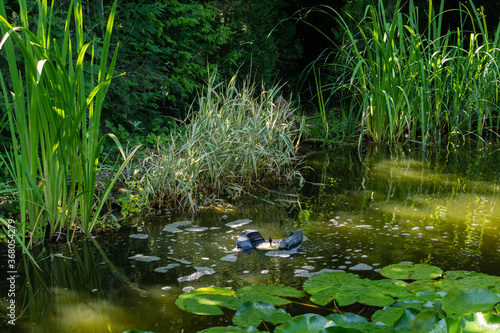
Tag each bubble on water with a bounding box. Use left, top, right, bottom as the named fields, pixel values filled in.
left=154, top=264, right=180, bottom=273
left=225, top=219, right=252, bottom=228
left=261, top=270, right=269, bottom=274
left=302, top=265, right=315, bottom=270
left=161, top=286, right=172, bottom=290
left=431, top=238, right=439, bottom=241
left=355, top=225, right=373, bottom=229
left=129, top=234, right=149, bottom=239
left=243, top=270, right=250, bottom=274
left=412, top=227, right=420, bottom=230
left=345, top=261, right=352, bottom=264
left=349, top=263, right=373, bottom=271
left=201, top=257, right=210, bottom=260
left=425, top=226, right=434, bottom=230
left=220, top=254, right=238, bottom=262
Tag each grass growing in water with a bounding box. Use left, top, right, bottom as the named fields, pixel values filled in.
left=304, top=0, right=500, bottom=146
left=0, top=0, right=137, bottom=245
left=142, top=74, right=304, bottom=211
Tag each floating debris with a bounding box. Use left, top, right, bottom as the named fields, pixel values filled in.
left=154, top=264, right=180, bottom=273
left=182, top=286, right=195, bottom=293
left=261, top=270, right=269, bottom=274
left=169, top=258, right=192, bottom=265
left=129, top=234, right=149, bottom=239
left=220, top=254, right=238, bottom=262
left=128, top=254, right=161, bottom=262
left=178, top=267, right=216, bottom=282
left=186, top=227, right=208, bottom=232
left=162, top=221, right=192, bottom=233
left=225, top=219, right=252, bottom=228
left=349, top=263, right=373, bottom=271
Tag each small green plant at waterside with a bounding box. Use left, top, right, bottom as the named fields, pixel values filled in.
left=302, top=0, right=500, bottom=146
left=0, top=0, right=138, bottom=247
left=142, top=73, right=304, bottom=211
left=177, top=263, right=500, bottom=332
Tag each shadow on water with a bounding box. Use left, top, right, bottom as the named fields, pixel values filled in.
left=1, top=143, right=500, bottom=332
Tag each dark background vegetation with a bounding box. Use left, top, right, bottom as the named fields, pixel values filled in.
left=1, top=0, right=499, bottom=142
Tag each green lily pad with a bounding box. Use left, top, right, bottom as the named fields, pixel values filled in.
left=371, top=279, right=412, bottom=298
left=443, top=270, right=486, bottom=279
left=275, top=314, right=334, bottom=333
left=320, top=327, right=364, bottom=333
left=198, top=326, right=262, bottom=332
left=380, top=263, right=442, bottom=280
left=393, top=308, right=420, bottom=333
left=326, top=313, right=391, bottom=333
left=232, top=302, right=292, bottom=327
left=304, top=272, right=362, bottom=294
left=441, top=289, right=500, bottom=317
left=460, top=312, right=500, bottom=332
left=237, top=284, right=305, bottom=306
left=410, top=310, right=439, bottom=333
left=406, top=279, right=437, bottom=294
left=372, top=306, right=406, bottom=327
left=176, top=287, right=244, bottom=315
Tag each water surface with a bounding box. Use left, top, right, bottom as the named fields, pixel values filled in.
left=2, top=144, right=500, bottom=332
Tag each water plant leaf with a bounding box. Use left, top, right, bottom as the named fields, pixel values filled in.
left=393, top=308, right=420, bottom=333
left=176, top=287, right=243, bottom=315
left=320, top=327, right=364, bottom=333
left=275, top=314, right=334, bottom=333
left=372, top=306, right=406, bottom=327
left=371, top=279, right=412, bottom=298
left=237, top=284, right=305, bottom=306
left=198, top=326, right=262, bottom=333
left=380, top=263, right=442, bottom=280
left=443, top=270, right=487, bottom=280
left=406, top=280, right=437, bottom=294
left=326, top=313, right=391, bottom=333
left=441, top=289, right=500, bottom=317
left=232, top=301, right=292, bottom=327
left=409, top=310, right=439, bottom=333
left=460, top=312, right=500, bottom=332
left=303, top=272, right=362, bottom=294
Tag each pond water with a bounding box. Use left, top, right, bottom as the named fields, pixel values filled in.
left=2, top=144, right=500, bottom=332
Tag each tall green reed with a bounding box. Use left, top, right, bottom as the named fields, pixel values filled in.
left=304, top=0, right=500, bottom=146
left=0, top=0, right=137, bottom=245
left=144, top=73, right=303, bottom=211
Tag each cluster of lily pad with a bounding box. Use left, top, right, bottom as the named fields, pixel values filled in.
left=174, top=263, right=500, bottom=332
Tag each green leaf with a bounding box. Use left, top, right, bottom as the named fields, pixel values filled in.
left=380, top=263, right=442, bottom=280
left=236, top=284, right=305, bottom=306
left=427, top=317, right=462, bottom=333
left=198, top=326, right=262, bottom=333
left=326, top=313, right=391, bottom=333
left=176, top=287, right=244, bottom=315
left=393, top=308, right=421, bottom=333
left=275, top=314, right=334, bottom=333
left=460, top=312, right=500, bottom=332
left=441, top=289, right=500, bottom=317
left=406, top=280, right=437, bottom=294
left=372, top=306, right=406, bottom=327
left=232, top=302, right=292, bottom=327
left=304, top=272, right=362, bottom=294
left=410, top=310, right=439, bottom=333
left=311, top=286, right=360, bottom=306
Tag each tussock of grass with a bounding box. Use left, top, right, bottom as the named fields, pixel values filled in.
left=142, top=74, right=304, bottom=211
left=302, top=0, right=500, bottom=146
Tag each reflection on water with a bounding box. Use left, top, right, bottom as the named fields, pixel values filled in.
left=2, top=144, right=500, bottom=332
